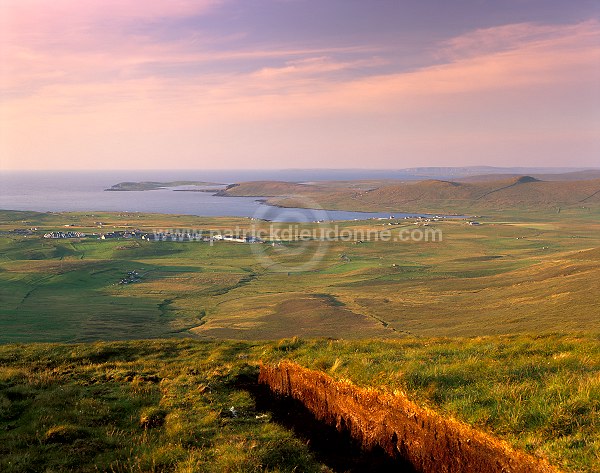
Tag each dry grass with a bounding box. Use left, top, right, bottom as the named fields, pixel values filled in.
left=264, top=334, right=600, bottom=472
left=260, top=361, right=561, bottom=473
left=220, top=177, right=600, bottom=213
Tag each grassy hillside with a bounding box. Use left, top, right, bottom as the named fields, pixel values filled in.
left=0, top=335, right=598, bottom=472
left=1, top=204, right=599, bottom=472
left=216, top=181, right=317, bottom=196
left=0, top=340, right=326, bottom=473
left=1, top=208, right=599, bottom=342
left=265, top=335, right=600, bottom=472
left=219, top=177, right=600, bottom=213
left=362, top=177, right=600, bottom=212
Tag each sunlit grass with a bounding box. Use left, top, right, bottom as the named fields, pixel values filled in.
left=0, top=334, right=598, bottom=471
left=0, top=340, right=325, bottom=473
left=265, top=334, right=600, bottom=472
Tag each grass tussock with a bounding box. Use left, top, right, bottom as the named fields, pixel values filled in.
left=263, top=333, right=600, bottom=473
left=0, top=335, right=598, bottom=471
left=260, top=361, right=559, bottom=473
left=0, top=340, right=326, bottom=473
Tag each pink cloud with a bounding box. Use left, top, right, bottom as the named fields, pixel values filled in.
left=437, top=21, right=592, bottom=59
left=254, top=55, right=387, bottom=78
left=351, top=20, right=600, bottom=99
left=3, top=19, right=598, bottom=115
left=1, top=16, right=599, bottom=170
left=156, top=19, right=598, bottom=120
left=2, top=0, right=221, bottom=36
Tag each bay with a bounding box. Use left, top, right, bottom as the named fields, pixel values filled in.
left=0, top=170, right=437, bottom=222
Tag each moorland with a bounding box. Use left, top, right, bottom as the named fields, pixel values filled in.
left=217, top=174, right=600, bottom=214
left=1, top=173, right=599, bottom=472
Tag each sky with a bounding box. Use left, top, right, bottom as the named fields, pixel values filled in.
left=1, top=0, right=599, bottom=171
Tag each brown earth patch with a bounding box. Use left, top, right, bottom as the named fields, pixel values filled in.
left=259, top=361, right=562, bottom=473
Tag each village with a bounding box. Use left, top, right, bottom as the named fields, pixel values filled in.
left=43, top=231, right=87, bottom=239
left=39, top=228, right=265, bottom=243
left=7, top=214, right=473, bottom=245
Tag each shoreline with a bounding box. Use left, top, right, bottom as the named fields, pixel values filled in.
left=0, top=205, right=468, bottom=223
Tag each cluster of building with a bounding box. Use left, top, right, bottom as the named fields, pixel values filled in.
left=212, top=234, right=263, bottom=243
left=148, top=231, right=262, bottom=243
left=42, top=229, right=162, bottom=240
left=43, top=231, right=87, bottom=239
left=372, top=216, right=446, bottom=227
left=37, top=228, right=265, bottom=242
left=119, top=270, right=142, bottom=285
left=6, top=227, right=264, bottom=243
left=99, top=230, right=145, bottom=240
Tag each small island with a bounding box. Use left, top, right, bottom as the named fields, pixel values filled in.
left=105, top=181, right=223, bottom=191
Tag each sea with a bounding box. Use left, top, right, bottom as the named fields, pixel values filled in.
left=0, top=170, right=434, bottom=222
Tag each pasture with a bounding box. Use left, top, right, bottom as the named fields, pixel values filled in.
left=0, top=208, right=598, bottom=342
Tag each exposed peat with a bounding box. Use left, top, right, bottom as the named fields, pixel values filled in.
left=258, top=361, right=563, bottom=473
left=245, top=380, right=416, bottom=472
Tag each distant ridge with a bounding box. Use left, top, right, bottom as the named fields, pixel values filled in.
left=220, top=176, right=600, bottom=213
left=398, top=166, right=598, bottom=180
left=457, top=170, right=600, bottom=182
left=420, top=179, right=462, bottom=187
left=274, top=167, right=600, bottom=182
left=512, top=175, right=539, bottom=184
left=359, top=177, right=600, bottom=210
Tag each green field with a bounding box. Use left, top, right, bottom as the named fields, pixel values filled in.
left=1, top=208, right=599, bottom=342
left=0, top=335, right=598, bottom=472
left=0, top=206, right=599, bottom=471
left=0, top=340, right=327, bottom=473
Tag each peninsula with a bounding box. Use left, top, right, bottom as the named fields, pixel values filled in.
left=105, top=181, right=223, bottom=191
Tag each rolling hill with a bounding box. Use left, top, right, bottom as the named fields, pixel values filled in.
left=218, top=176, right=600, bottom=213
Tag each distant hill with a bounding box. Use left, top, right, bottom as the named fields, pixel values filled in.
left=219, top=176, right=600, bottom=213
left=458, top=170, right=600, bottom=182
left=215, top=181, right=314, bottom=196
left=398, top=166, right=599, bottom=180
left=359, top=176, right=600, bottom=210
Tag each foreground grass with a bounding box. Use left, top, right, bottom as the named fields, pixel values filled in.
left=0, top=340, right=325, bottom=473
left=266, top=334, right=600, bottom=473
left=1, top=335, right=598, bottom=472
